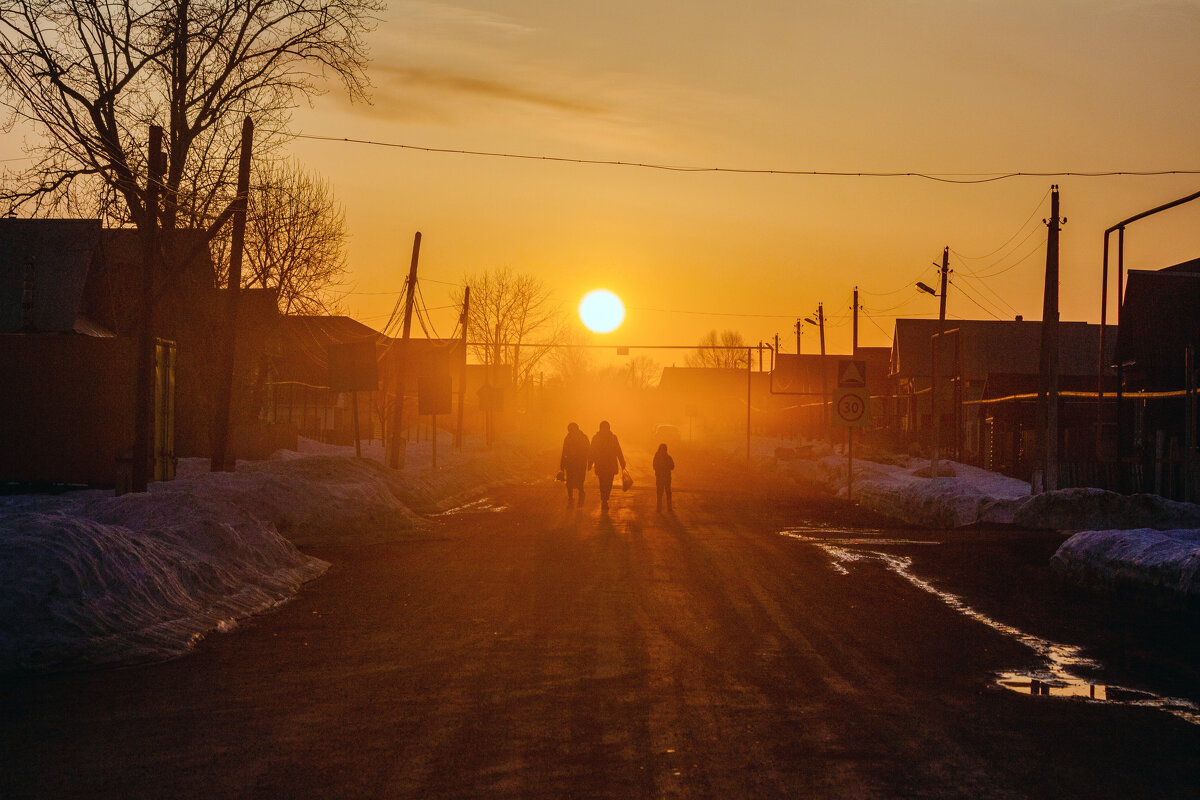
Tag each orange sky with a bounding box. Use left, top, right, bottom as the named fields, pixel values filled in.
left=8, top=1, right=1200, bottom=359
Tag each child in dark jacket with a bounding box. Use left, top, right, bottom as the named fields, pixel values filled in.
left=652, top=443, right=675, bottom=512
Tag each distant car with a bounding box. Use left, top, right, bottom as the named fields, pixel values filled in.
left=653, top=424, right=682, bottom=445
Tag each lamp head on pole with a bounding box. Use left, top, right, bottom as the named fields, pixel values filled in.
left=916, top=281, right=938, bottom=296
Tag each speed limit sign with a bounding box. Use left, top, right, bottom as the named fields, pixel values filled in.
left=833, top=388, right=869, bottom=428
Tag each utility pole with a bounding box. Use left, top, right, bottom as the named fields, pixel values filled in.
left=210, top=116, right=253, bottom=473
left=938, top=247, right=949, bottom=332
left=795, top=318, right=802, bottom=355
left=805, top=304, right=828, bottom=435
left=929, top=247, right=950, bottom=478
left=1038, top=186, right=1064, bottom=491
left=387, top=232, right=422, bottom=469
left=132, top=126, right=164, bottom=493
left=817, top=303, right=827, bottom=433
left=455, top=286, right=469, bottom=449
left=852, top=286, right=859, bottom=354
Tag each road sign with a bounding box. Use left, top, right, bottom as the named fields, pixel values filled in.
left=837, top=359, right=867, bottom=389
left=833, top=387, right=869, bottom=428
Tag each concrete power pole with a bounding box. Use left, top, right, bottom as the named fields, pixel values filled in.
left=930, top=247, right=950, bottom=479
left=387, top=232, right=422, bottom=469
left=1038, top=186, right=1064, bottom=491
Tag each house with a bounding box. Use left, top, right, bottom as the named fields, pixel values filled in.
left=0, top=218, right=169, bottom=486
left=889, top=317, right=1116, bottom=470
left=1, top=218, right=286, bottom=485
left=1114, top=259, right=1200, bottom=498
left=274, top=315, right=388, bottom=444
left=274, top=316, right=467, bottom=447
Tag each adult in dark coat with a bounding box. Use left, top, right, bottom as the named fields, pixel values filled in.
left=560, top=422, right=591, bottom=507
left=589, top=420, right=626, bottom=513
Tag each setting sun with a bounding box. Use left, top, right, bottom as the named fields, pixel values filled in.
left=578, top=289, right=626, bottom=334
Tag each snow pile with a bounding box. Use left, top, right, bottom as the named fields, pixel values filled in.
left=0, top=435, right=542, bottom=672
left=1051, top=528, right=1200, bottom=600
left=766, top=438, right=1200, bottom=600
left=0, top=480, right=328, bottom=673
left=784, top=452, right=1031, bottom=528
left=1012, top=487, right=1200, bottom=532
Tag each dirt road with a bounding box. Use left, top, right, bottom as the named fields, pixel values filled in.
left=3, top=449, right=1199, bottom=798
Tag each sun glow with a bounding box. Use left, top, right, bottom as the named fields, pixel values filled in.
left=578, top=289, right=626, bottom=334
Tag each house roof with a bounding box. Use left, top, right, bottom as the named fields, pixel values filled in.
left=1116, top=269, right=1200, bottom=387
left=890, top=318, right=1115, bottom=381
left=1161, top=257, right=1200, bottom=274
left=278, top=315, right=389, bottom=384
left=0, top=218, right=102, bottom=334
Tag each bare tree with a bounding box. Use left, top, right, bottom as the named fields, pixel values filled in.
left=459, top=267, right=561, bottom=387
left=627, top=355, right=662, bottom=389
left=210, top=159, right=349, bottom=314
left=0, top=0, right=380, bottom=256
left=686, top=329, right=750, bottom=369
left=548, top=325, right=595, bottom=384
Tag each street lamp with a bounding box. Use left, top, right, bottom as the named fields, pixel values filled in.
left=916, top=281, right=938, bottom=296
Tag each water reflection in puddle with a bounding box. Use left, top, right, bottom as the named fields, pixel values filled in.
left=781, top=527, right=1200, bottom=726
left=434, top=498, right=509, bottom=516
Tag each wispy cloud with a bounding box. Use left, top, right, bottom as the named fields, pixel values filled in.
left=371, top=64, right=602, bottom=116
left=393, top=1, right=535, bottom=36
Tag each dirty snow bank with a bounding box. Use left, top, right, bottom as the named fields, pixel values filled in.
left=0, top=435, right=540, bottom=672
left=762, top=438, right=1200, bottom=600
left=779, top=450, right=1031, bottom=528
left=1051, top=528, right=1200, bottom=600
left=0, top=468, right=331, bottom=672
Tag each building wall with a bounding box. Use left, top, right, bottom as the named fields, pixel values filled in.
left=0, top=335, right=135, bottom=486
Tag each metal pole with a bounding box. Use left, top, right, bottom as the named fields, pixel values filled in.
left=455, top=287, right=469, bottom=450
left=746, top=348, right=752, bottom=461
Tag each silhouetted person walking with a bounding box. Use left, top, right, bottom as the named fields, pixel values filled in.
left=589, top=420, right=626, bottom=514
left=653, top=442, right=675, bottom=512
left=560, top=422, right=591, bottom=507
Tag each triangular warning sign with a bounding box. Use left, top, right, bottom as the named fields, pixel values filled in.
left=838, top=360, right=866, bottom=388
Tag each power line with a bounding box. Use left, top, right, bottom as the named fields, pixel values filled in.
left=632, top=305, right=799, bottom=319
left=950, top=187, right=1051, bottom=262
left=294, top=134, right=1200, bottom=184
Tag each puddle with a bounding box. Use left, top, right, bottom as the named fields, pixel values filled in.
left=781, top=527, right=1200, bottom=726
left=433, top=498, right=509, bottom=516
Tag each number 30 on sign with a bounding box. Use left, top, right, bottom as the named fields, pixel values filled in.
left=833, top=388, right=869, bottom=428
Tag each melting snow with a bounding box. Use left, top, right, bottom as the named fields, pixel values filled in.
left=0, top=435, right=536, bottom=672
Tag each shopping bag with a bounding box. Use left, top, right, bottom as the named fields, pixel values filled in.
left=620, top=469, right=633, bottom=491
left=555, top=469, right=565, bottom=482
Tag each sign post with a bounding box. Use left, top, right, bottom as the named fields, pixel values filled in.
left=834, top=360, right=869, bottom=501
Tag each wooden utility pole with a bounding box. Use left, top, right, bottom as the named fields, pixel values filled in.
left=807, top=303, right=828, bottom=434
left=455, top=287, right=469, bottom=449
left=132, top=126, right=164, bottom=493
left=387, top=232, right=422, bottom=469
left=795, top=318, right=802, bottom=355
left=210, top=116, right=253, bottom=472
left=852, top=286, right=859, bottom=353
left=1038, top=186, right=1064, bottom=491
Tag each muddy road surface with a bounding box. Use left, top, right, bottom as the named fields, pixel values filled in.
left=4, top=448, right=1199, bottom=798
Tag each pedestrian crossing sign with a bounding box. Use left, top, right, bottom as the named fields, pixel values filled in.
left=837, top=359, right=867, bottom=389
